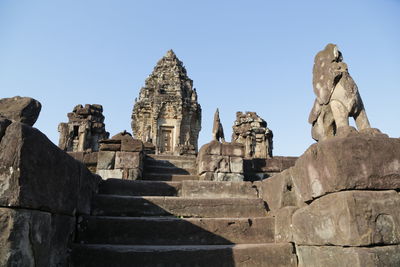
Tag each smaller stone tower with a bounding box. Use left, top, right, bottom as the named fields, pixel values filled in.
left=58, top=104, right=109, bottom=152
left=232, top=111, right=273, bottom=158
left=131, top=50, right=201, bottom=155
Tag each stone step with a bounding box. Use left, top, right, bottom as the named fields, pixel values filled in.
left=97, top=180, right=259, bottom=198
left=71, top=243, right=297, bottom=267
left=98, top=179, right=182, bottom=196
left=140, top=173, right=199, bottom=181
left=181, top=180, right=259, bottom=198
left=143, top=165, right=197, bottom=175
left=144, top=157, right=197, bottom=170
left=91, top=195, right=267, bottom=218
left=146, top=154, right=197, bottom=162
left=76, top=216, right=274, bottom=245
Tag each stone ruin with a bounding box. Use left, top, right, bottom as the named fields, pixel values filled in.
left=96, top=131, right=144, bottom=180
left=197, top=109, right=246, bottom=181
left=232, top=111, right=273, bottom=158
left=58, top=104, right=109, bottom=152
left=131, top=50, right=201, bottom=156
left=2, top=44, right=400, bottom=266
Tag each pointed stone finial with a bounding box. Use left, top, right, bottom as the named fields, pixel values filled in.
left=165, top=49, right=176, bottom=58
left=212, top=108, right=225, bottom=142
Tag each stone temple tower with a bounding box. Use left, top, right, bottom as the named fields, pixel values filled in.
left=131, top=50, right=201, bottom=155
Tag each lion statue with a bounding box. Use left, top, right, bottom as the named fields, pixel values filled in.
left=308, top=43, right=375, bottom=141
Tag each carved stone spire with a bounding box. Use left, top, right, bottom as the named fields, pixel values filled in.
left=131, top=50, right=201, bottom=155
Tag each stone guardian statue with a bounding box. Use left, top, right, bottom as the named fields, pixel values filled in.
left=212, top=108, right=225, bottom=142
left=308, top=44, right=373, bottom=141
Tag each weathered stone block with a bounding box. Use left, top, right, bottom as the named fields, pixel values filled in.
left=248, top=157, right=298, bottom=173
left=293, top=190, right=400, bottom=246
left=99, top=142, right=121, bottom=151
left=97, top=169, right=124, bottom=179
left=0, top=96, right=41, bottom=126
left=198, top=155, right=230, bottom=174
left=68, top=151, right=85, bottom=162
left=78, top=166, right=102, bottom=215
left=0, top=122, right=99, bottom=215
left=97, top=151, right=116, bottom=170
left=198, top=140, right=222, bottom=155
left=0, top=208, right=74, bottom=267
left=127, top=168, right=142, bottom=180
left=291, top=135, right=400, bottom=203
left=297, top=245, right=400, bottom=267
left=214, top=173, right=244, bottom=182
left=0, top=118, right=11, bottom=142
left=121, top=138, right=144, bottom=152
left=257, top=169, right=303, bottom=211
left=180, top=180, right=257, bottom=198
left=115, top=152, right=142, bottom=169
left=229, top=156, right=243, bottom=173
left=83, top=152, right=98, bottom=165
left=272, top=206, right=298, bottom=243
left=199, top=172, right=214, bottom=181
left=221, top=142, right=244, bottom=157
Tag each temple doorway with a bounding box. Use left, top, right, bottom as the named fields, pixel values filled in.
left=159, top=126, right=174, bottom=153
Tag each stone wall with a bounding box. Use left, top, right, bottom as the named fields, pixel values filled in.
left=96, top=131, right=144, bottom=180
left=0, top=121, right=100, bottom=266
left=197, top=141, right=245, bottom=181
left=256, top=131, right=400, bottom=266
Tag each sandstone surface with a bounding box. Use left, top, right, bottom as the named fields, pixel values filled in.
left=290, top=134, right=400, bottom=203
left=0, top=122, right=100, bottom=215
left=293, top=190, right=400, bottom=246
left=0, top=96, right=41, bottom=126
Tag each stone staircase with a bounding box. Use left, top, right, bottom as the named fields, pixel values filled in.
left=70, top=179, right=297, bottom=266
left=141, top=154, right=199, bottom=181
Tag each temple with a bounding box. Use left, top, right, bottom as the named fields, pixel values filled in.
left=131, top=50, right=201, bottom=155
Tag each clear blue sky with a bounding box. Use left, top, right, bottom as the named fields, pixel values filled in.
left=1, top=0, right=399, bottom=156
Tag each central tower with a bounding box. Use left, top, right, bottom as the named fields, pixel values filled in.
left=131, top=50, right=201, bottom=155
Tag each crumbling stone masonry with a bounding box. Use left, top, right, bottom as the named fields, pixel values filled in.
left=131, top=50, right=201, bottom=156
left=58, top=104, right=109, bottom=152
left=96, top=131, right=144, bottom=180
left=197, top=140, right=245, bottom=181
left=232, top=111, right=273, bottom=159
left=197, top=110, right=245, bottom=181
